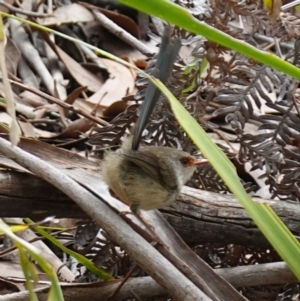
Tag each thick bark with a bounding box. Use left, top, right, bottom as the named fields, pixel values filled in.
left=0, top=171, right=299, bottom=247
left=0, top=171, right=85, bottom=218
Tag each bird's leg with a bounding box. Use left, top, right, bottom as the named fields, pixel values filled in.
left=130, top=205, right=166, bottom=247
left=118, top=202, right=167, bottom=248
left=130, top=204, right=155, bottom=232
left=119, top=205, right=160, bottom=244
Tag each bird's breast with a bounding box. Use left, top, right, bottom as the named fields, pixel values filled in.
left=102, top=152, right=179, bottom=210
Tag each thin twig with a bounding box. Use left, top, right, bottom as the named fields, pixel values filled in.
left=107, top=263, right=138, bottom=300
left=79, top=2, right=153, bottom=55
left=10, top=19, right=55, bottom=95
left=0, top=77, right=110, bottom=127
left=0, top=0, right=52, bottom=17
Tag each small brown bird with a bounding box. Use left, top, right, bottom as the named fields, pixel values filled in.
left=102, top=136, right=206, bottom=212
left=101, top=28, right=207, bottom=213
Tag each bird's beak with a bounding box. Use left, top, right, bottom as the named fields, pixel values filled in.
left=192, top=158, right=208, bottom=166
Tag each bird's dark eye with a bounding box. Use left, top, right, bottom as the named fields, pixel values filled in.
left=180, top=157, right=189, bottom=166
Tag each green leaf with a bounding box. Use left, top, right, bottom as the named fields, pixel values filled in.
left=119, top=0, right=300, bottom=80
left=19, top=247, right=38, bottom=301
left=25, top=218, right=114, bottom=281
left=0, top=220, right=65, bottom=301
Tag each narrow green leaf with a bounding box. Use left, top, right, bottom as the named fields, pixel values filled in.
left=19, top=246, right=38, bottom=301
left=0, top=220, right=65, bottom=301
left=119, top=0, right=300, bottom=80
left=25, top=218, right=114, bottom=281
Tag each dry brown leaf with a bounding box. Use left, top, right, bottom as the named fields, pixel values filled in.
left=19, top=121, right=37, bottom=138
left=0, top=0, right=14, bottom=13
left=0, top=34, right=20, bottom=146
left=38, top=3, right=94, bottom=26
left=73, top=98, right=105, bottom=117
left=63, top=86, right=87, bottom=116
left=33, top=107, right=48, bottom=120
left=5, top=37, right=21, bottom=76
left=65, top=86, right=87, bottom=105
left=73, top=96, right=127, bottom=119
left=97, top=7, right=140, bottom=39
left=88, top=58, right=135, bottom=108
left=103, top=100, right=128, bottom=118
left=55, top=118, right=93, bottom=139
left=4, top=55, right=14, bottom=78
left=0, top=261, right=28, bottom=281
left=122, top=56, right=137, bottom=80
left=34, top=128, right=59, bottom=139
left=39, top=26, right=103, bottom=93
left=0, top=85, right=36, bottom=119
left=55, top=46, right=103, bottom=93
left=134, top=59, right=148, bottom=69
left=20, top=91, right=48, bottom=108
left=0, top=114, right=39, bottom=138
left=79, top=2, right=140, bottom=39
left=3, top=135, right=98, bottom=170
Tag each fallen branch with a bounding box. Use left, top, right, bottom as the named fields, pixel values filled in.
left=1, top=262, right=295, bottom=301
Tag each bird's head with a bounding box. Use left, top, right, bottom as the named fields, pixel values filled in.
left=159, top=148, right=207, bottom=186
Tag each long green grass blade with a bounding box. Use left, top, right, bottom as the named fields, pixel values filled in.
left=25, top=218, right=114, bottom=281
left=0, top=220, right=65, bottom=301
left=119, top=0, right=300, bottom=80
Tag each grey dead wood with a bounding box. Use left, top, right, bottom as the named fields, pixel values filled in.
left=167, top=187, right=300, bottom=247
left=0, top=262, right=296, bottom=301
left=0, top=0, right=50, bottom=17
left=10, top=19, right=55, bottom=95
left=142, top=210, right=245, bottom=301
left=0, top=278, right=167, bottom=301
left=217, top=262, right=296, bottom=287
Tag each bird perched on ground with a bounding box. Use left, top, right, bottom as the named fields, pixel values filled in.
left=101, top=27, right=207, bottom=213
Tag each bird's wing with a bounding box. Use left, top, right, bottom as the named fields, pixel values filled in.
left=121, top=149, right=177, bottom=191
